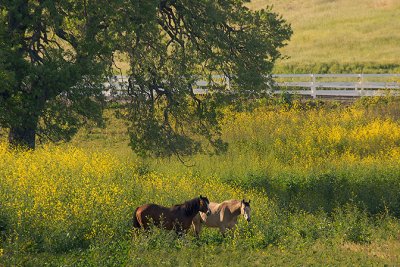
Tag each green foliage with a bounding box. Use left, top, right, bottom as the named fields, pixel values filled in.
left=0, top=0, right=292, bottom=155
left=132, top=98, right=400, bottom=217
left=0, top=0, right=111, bottom=149
left=4, top=98, right=400, bottom=264
left=115, top=1, right=292, bottom=156
left=3, top=99, right=400, bottom=265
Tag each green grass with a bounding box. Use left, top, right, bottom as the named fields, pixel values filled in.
left=3, top=98, right=400, bottom=266
left=63, top=98, right=400, bottom=216
left=248, top=0, right=400, bottom=73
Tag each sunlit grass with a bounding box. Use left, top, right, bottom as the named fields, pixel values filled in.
left=109, top=1, right=400, bottom=74
left=3, top=98, right=400, bottom=265
left=248, top=0, right=400, bottom=72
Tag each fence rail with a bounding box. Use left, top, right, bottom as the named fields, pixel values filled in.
left=273, top=74, right=400, bottom=98
left=105, top=74, right=400, bottom=98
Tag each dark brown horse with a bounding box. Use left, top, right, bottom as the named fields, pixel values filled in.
left=132, top=195, right=211, bottom=234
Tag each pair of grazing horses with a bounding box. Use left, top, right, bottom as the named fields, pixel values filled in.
left=132, top=195, right=251, bottom=236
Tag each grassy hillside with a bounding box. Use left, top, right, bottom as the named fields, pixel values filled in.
left=248, top=0, right=400, bottom=73
left=111, top=1, right=400, bottom=74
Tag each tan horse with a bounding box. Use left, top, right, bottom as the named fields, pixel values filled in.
left=192, top=199, right=251, bottom=236
left=133, top=195, right=211, bottom=235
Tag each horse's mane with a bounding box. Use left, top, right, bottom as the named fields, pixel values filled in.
left=183, top=197, right=200, bottom=216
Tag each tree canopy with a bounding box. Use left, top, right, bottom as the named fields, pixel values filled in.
left=0, top=0, right=292, bottom=155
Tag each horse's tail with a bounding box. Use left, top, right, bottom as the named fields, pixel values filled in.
left=132, top=207, right=141, bottom=228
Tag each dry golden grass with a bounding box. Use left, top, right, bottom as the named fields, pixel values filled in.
left=248, top=0, right=400, bottom=70
left=109, top=1, right=399, bottom=73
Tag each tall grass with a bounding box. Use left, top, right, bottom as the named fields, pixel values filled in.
left=1, top=142, right=400, bottom=266
left=143, top=97, right=400, bottom=215
left=2, top=98, right=400, bottom=265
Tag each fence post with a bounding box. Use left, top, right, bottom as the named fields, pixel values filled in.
left=311, top=74, right=317, bottom=98
left=226, top=76, right=231, bottom=91
left=360, top=73, right=364, bottom=96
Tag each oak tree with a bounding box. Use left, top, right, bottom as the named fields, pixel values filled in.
left=0, top=0, right=292, bottom=155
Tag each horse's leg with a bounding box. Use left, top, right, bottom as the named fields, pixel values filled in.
left=195, top=222, right=203, bottom=238
left=219, top=226, right=226, bottom=237
left=227, top=221, right=237, bottom=231
left=175, top=229, right=184, bottom=237
left=173, top=220, right=185, bottom=237
left=192, top=222, right=201, bottom=237
left=192, top=215, right=202, bottom=237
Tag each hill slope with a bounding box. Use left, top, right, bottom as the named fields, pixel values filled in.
left=249, top=0, right=400, bottom=73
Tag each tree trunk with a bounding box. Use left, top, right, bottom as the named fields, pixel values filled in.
left=8, top=125, right=36, bottom=150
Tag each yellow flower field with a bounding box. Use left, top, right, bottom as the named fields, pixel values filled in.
left=0, top=143, right=269, bottom=255
left=2, top=99, right=400, bottom=265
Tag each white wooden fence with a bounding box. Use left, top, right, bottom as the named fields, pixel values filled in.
left=105, top=74, right=400, bottom=98
left=273, top=74, right=400, bottom=98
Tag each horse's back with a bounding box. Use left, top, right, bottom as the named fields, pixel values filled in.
left=201, top=200, right=240, bottom=227
left=209, top=202, right=220, bottom=210
left=136, top=203, right=170, bottom=228
left=199, top=202, right=224, bottom=227
left=221, top=199, right=240, bottom=206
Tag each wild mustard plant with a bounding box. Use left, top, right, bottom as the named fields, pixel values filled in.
left=2, top=100, right=400, bottom=265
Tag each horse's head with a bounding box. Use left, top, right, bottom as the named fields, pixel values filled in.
left=241, top=199, right=251, bottom=222
left=199, top=195, right=211, bottom=215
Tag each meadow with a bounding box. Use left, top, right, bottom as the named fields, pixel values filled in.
left=248, top=0, right=400, bottom=73
left=1, top=96, right=400, bottom=266
left=111, top=0, right=400, bottom=75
